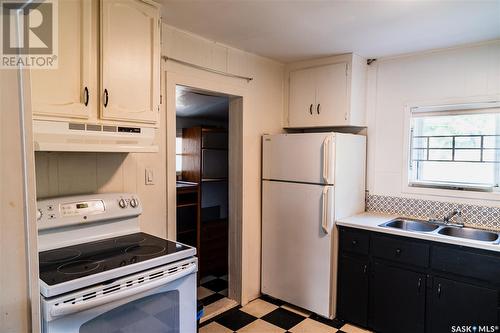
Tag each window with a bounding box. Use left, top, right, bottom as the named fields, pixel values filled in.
left=408, top=102, right=500, bottom=191
left=176, top=137, right=183, bottom=174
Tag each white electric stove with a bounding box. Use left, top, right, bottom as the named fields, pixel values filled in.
left=37, top=193, right=197, bottom=333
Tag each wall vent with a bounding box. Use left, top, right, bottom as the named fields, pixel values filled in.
left=68, top=123, right=85, bottom=131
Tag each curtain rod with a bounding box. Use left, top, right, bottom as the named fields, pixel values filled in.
left=161, top=55, right=253, bottom=82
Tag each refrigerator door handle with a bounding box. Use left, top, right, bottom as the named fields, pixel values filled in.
left=321, top=187, right=329, bottom=234
left=322, top=136, right=331, bottom=184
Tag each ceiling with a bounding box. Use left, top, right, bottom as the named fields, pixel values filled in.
left=160, top=0, right=500, bottom=62
left=176, top=86, right=229, bottom=120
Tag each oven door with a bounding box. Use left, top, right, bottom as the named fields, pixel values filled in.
left=41, top=258, right=197, bottom=333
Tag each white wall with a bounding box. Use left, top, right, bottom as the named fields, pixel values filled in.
left=162, top=24, right=284, bottom=303
left=367, top=40, right=500, bottom=206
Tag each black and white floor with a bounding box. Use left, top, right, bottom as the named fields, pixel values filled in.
left=198, top=275, right=238, bottom=323
left=199, top=294, right=373, bottom=333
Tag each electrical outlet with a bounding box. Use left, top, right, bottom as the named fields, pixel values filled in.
left=145, top=168, right=154, bottom=185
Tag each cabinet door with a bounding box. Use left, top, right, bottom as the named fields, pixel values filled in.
left=337, top=255, right=369, bottom=327
left=314, top=63, right=349, bottom=127
left=101, top=0, right=160, bottom=124
left=288, top=67, right=316, bottom=128
left=370, top=262, right=426, bottom=333
left=429, top=277, right=498, bottom=333
left=31, top=0, right=94, bottom=119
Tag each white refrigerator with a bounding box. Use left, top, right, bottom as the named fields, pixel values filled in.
left=261, top=132, right=366, bottom=319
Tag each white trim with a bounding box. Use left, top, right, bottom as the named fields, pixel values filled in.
left=164, top=69, right=246, bottom=304
left=411, top=101, right=500, bottom=113
left=401, top=95, right=500, bottom=202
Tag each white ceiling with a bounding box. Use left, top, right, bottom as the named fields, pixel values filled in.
left=160, top=0, right=500, bottom=62
left=176, top=86, right=229, bottom=119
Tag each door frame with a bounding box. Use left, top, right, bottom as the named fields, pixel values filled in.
left=164, top=70, right=245, bottom=303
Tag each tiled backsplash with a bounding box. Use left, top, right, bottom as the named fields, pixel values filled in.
left=365, top=193, right=500, bottom=231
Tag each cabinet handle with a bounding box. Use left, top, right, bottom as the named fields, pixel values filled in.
left=417, top=278, right=422, bottom=292
left=103, top=89, right=109, bottom=108
left=83, top=87, right=89, bottom=106
left=363, top=264, right=367, bottom=274
left=309, top=104, right=313, bottom=115
left=395, top=248, right=402, bottom=255
left=351, top=240, right=357, bottom=246
left=344, top=112, right=348, bottom=121
left=317, top=104, right=320, bottom=114
left=437, top=283, right=441, bottom=298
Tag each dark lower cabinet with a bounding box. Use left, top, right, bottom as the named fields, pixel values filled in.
left=338, top=255, right=369, bottom=327
left=200, top=218, right=228, bottom=277
left=428, top=277, right=498, bottom=333
left=337, top=226, right=500, bottom=333
left=370, top=262, right=426, bottom=333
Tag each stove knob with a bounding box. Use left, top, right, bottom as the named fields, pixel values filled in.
left=36, top=209, right=43, bottom=221
left=118, top=198, right=128, bottom=208
left=130, top=198, right=138, bottom=208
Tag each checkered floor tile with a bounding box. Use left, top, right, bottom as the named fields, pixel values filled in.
left=198, top=276, right=229, bottom=306
left=198, top=275, right=237, bottom=323
left=199, top=295, right=373, bottom=333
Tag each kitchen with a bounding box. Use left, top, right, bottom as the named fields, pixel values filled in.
left=1, top=1, right=499, bottom=333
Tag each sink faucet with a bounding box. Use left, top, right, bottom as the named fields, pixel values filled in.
left=429, top=209, right=465, bottom=227
left=443, top=209, right=465, bottom=227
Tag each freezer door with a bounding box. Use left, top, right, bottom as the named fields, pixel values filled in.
left=262, top=181, right=334, bottom=318
left=262, top=133, right=335, bottom=185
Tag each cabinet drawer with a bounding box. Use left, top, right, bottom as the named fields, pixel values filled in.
left=340, top=228, right=369, bottom=255
left=372, top=234, right=429, bottom=267
left=431, top=246, right=500, bottom=284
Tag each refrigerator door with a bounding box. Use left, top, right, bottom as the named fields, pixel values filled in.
left=262, top=133, right=335, bottom=185
left=262, top=180, right=334, bottom=318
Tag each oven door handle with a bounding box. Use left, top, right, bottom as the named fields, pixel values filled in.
left=48, top=263, right=196, bottom=320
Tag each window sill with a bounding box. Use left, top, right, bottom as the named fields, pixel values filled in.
left=409, top=181, right=494, bottom=192
left=402, top=183, right=500, bottom=203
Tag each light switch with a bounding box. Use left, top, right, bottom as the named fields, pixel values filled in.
left=145, top=168, right=154, bottom=185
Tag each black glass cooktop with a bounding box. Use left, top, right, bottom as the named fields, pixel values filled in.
left=39, top=233, right=191, bottom=286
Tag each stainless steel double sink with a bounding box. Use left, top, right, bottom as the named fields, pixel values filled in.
left=379, top=218, right=500, bottom=244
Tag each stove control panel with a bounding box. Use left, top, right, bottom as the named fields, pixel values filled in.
left=60, top=200, right=105, bottom=217
left=37, top=193, right=142, bottom=231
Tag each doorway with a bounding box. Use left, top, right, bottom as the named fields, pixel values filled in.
left=174, top=85, right=238, bottom=321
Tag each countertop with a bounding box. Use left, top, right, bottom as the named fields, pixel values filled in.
left=337, top=212, right=500, bottom=253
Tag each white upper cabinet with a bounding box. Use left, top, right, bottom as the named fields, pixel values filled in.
left=31, top=0, right=160, bottom=126
left=287, top=54, right=367, bottom=128
left=289, top=67, right=317, bottom=127
left=315, top=63, right=349, bottom=126
left=31, top=0, right=95, bottom=120
left=100, top=0, right=160, bottom=124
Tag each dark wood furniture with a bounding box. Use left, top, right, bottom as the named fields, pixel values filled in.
left=181, top=126, right=229, bottom=279
left=200, top=218, right=229, bottom=277
left=181, top=126, right=228, bottom=183
left=338, top=226, right=500, bottom=333
left=176, top=181, right=200, bottom=249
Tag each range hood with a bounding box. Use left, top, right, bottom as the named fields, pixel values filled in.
left=33, top=120, right=159, bottom=153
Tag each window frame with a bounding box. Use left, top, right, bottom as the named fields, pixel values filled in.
left=175, top=136, right=183, bottom=176
left=401, top=97, right=500, bottom=201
